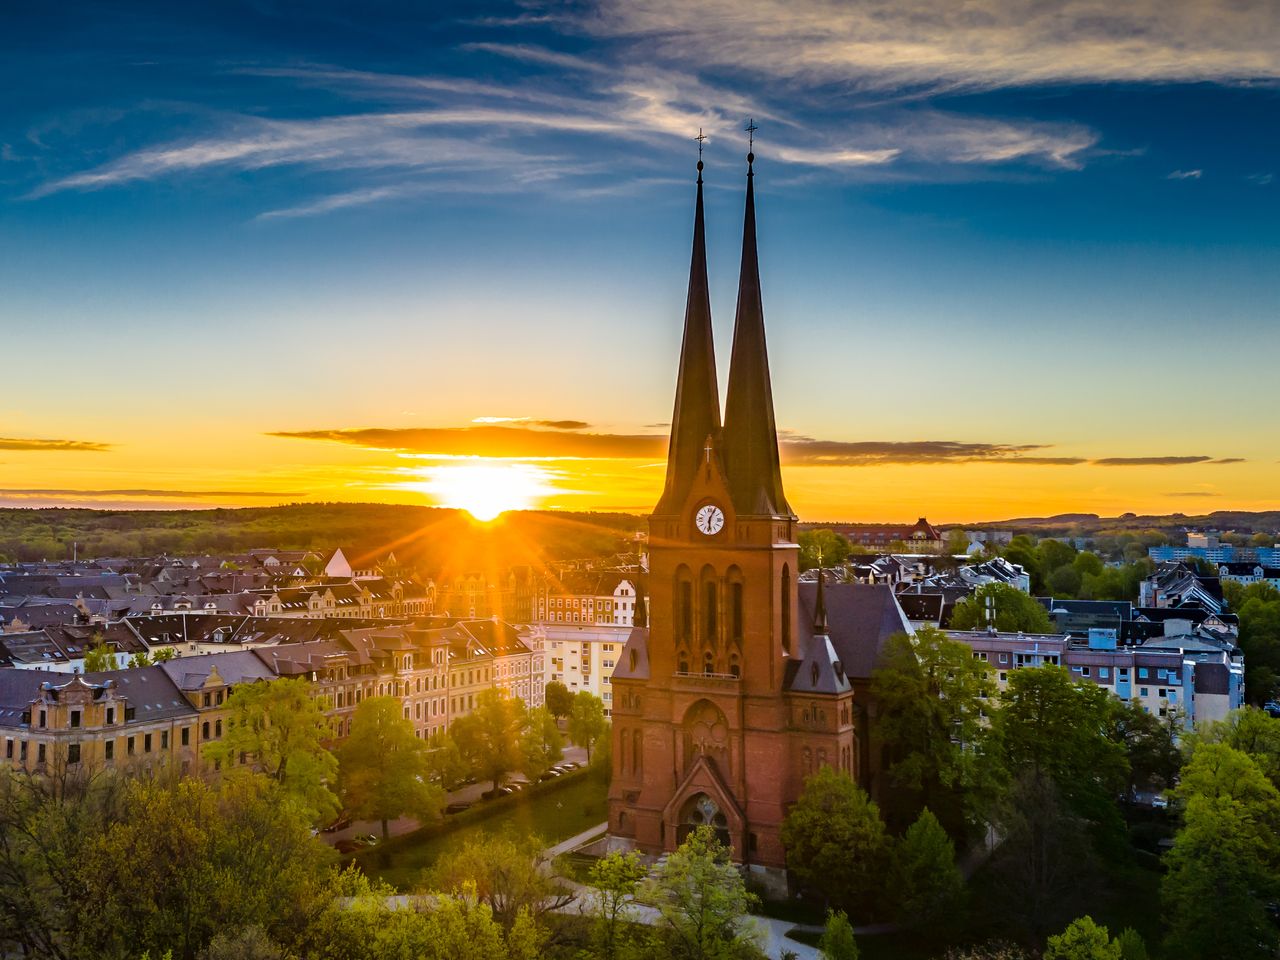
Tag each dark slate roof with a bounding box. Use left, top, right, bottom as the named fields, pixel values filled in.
left=0, top=670, right=53, bottom=727
left=80, top=666, right=197, bottom=723
left=797, top=583, right=912, bottom=680
left=788, top=629, right=852, bottom=695
left=612, top=627, right=650, bottom=680
left=158, top=650, right=277, bottom=690
left=896, top=593, right=945, bottom=622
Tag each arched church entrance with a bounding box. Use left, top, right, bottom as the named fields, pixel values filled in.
left=678, top=792, right=730, bottom=847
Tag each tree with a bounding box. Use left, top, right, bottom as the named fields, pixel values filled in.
left=1112, top=928, right=1149, bottom=960
left=988, top=665, right=1128, bottom=835
left=1108, top=698, right=1181, bottom=797
left=799, top=529, right=852, bottom=571
left=424, top=730, right=469, bottom=790
left=1228, top=582, right=1280, bottom=705
left=83, top=637, right=119, bottom=672
left=198, top=926, right=285, bottom=960
left=818, top=910, right=859, bottom=960
left=204, top=678, right=339, bottom=825
left=450, top=690, right=526, bottom=792
left=567, top=691, right=608, bottom=762
left=946, top=529, right=972, bottom=556
left=544, top=680, right=575, bottom=720
left=586, top=850, right=647, bottom=960
left=871, top=628, right=994, bottom=833
left=520, top=706, right=564, bottom=781
left=780, top=766, right=888, bottom=919
left=639, top=825, right=761, bottom=960
left=986, top=773, right=1100, bottom=942
left=1189, top=706, right=1280, bottom=788
left=1044, top=917, right=1120, bottom=960
left=338, top=696, right=443, bottom=839
left=949, top=583, right=1054, bottom=634
left=889, top=808, right=964, bottom=929
left=429, top=834, right=574, bottom=931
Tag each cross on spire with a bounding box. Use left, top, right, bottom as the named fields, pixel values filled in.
left=695, top=127, right=707, bottom=158
left=745, top=117, right=758, bottom=151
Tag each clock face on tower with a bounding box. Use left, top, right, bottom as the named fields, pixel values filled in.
left=694, top=504, right=725, bottom=536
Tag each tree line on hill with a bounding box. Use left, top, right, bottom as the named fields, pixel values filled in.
left=0, top=503, right=644, bottom=572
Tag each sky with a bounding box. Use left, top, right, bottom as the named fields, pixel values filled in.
left=1, top=0, right=1278, bottom=523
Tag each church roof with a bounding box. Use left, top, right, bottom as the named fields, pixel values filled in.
left=612, top=627, right=650, bottom=680
left=721, top=154, right=792, bottom=518
left=656, top=162, right=721, bottom=515
left=796, top=582, right=913, bottom=680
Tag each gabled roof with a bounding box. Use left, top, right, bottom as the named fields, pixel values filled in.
left=797, top=582, right=912, bottom=680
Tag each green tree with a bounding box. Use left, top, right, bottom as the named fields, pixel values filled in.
left=567, top=690, right=608, bottom=762
left=450, top=690, right=526, bottom=792
left=871, top=628, right=994, bottom=833
left=197, top=925, right=285, bottom=960
left=128, top=651, right=154, bottom=668
left=989, top=665, right=1128, bottom=833
left=1108, top=698, right=1181, bottom=797
left=338, top=696, right=443, bottom=839
left=424, top=730, right=469, bottom=789
left=1189, top=706, right=1280, bottom=788
left=799, top=529, right=852, bottom=571
left=519, top=706, right=564, bottom=781
left=1072, top=552, right=1104, bottom=578
left=780, top=766, right=888, bottom=919
left=83, top=637, right=119, bottom=672
left=429, top=834, right=573, bottom=931
left=1112, top=928, right=1149, bottom=960
left=949, top=583, right=1054, bottom=633
left=818, top=910, right=859, bottom=960
left=946, top=529, right=972, bottom=555
left=204, top=678, right=339, bottom=825
left=639, top=825, right=761, bottom=960
left=889, top=808, right=964, bottom=929
left=1044, top=917, right=1120, bottom=960
left=586, top=850, right=648, bottom=960
left=1226, top=582, right=1280, bottom=705
left=544, top=680, right=575, bottom=719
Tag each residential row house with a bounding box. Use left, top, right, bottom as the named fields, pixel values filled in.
left=535, top=571, right=643, bottom=627
left=0, top=617, right=540, bottom=775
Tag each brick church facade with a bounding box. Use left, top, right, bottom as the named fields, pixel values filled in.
left=609, top=153, right=894, bottom=874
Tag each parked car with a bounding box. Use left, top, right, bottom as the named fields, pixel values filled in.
left=537, top=768, right=563, bottom=782
left=445, top=801, right=471, bottom=815
left=321, top=813, right=352, bottom=833
left=352, top=833, right=379, bottom=847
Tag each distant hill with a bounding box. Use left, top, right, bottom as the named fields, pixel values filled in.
left=955, top=510, right=1280, bottom=538
left=0, top=503, right=646, bottom=575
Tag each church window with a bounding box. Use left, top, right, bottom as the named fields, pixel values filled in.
left=629, top=650, right=638, bottom=672
left=678, top=652, right=689, bottom=674
left=679, top=581, right=693, bottom=641
left=781, top=566, right=792, bottom=654
left=730, top=654, right=740, bottom=678
left=703, top=652, right=714, bottom=675
left=731, top=581, right=743, bottom=641
left=703, top=581, right=717, bottom=644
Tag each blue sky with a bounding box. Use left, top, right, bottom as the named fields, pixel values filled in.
left=1, top=1, right=1278, bottom=520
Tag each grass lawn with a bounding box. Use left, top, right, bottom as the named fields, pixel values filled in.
left=355, top=772, right=609, bottom=890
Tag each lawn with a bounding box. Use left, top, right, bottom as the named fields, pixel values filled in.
left=354, top=771, right=609, bottom=890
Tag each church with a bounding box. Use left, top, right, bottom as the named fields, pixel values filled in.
left=608, top=149, right=912, bottom=876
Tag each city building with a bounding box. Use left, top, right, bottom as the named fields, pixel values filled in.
left=830, top=518, right=944, bottom=554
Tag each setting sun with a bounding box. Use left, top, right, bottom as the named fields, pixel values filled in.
left=404, top=461, right=556, bottom=521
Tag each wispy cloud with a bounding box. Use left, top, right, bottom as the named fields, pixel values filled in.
left=1092, top=456, right=1242, bottom=466
left=0, top=436, right=111, bottom=452
left=1167, top=169, right=1203, bottom=180
left=1166, top=491, right=1222, bottom=497
left=581, top=0, right=1280, bottom=91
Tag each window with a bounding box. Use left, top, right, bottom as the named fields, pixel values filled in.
left=1100, top=667, right=1109, bottom=679
left=1158, top=688, right=1167, bottom=698
left=1138, top=668, right=1149, bottom=679
left=1140, top=687, right=1149, bottom=697
left=679, top=581, right=693, bottom=640
left=70, top=710, right=81, bottom=728
left=106, top=707, right=115, bottom=725
left=203, top=692, right=211, bottom=707
left=181, top=726, right=189, bottom=746
left=161, top=731, right=169, bottom=750
left=202, top=722, right=210, bottom=741
left=999, top=653, right=1008, bottom=664
left=704, top=581, right=717, bottom=641
left=144, top=734, right=152, bottom=753
left=999, top=672, right=1008, bottom=682
left=781, top=565, right=792, bottom=654
left=67, top=744, right=80, bottom=764
left=105, top=740, right=114, bottom=761
left=127, top=736, right=135, bottom=756
left=38, top=710, right=46, bottom=729
left=37, top=743, right=46, bottom=765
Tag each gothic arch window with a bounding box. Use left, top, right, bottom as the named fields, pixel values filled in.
left=802, top=746, right=813, bottom=775
left=729, top=653, right=740, bottom=678
left=703, top=651, right=715, bottom=675
left=730, top=580, right=744, bottom=642
left=682, top=700, right=730, bottom=776
left=703, top=580, right=718, bottom=647
left=678, top=648, right=690, bottom=674
left=781, top=564, right=792, bottom=655
left=632, top=729, right=643, bottom=776
left=680, top=793, right=730, bottom=848
left=678, top=578, right=693, bottom=642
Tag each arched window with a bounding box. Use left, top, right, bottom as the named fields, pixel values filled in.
left=679, top=580, right=693, bottom=641
left=703, top=580, right=717, bottom=645
left=633, top=729, right=642, bottom=775
left=703, top=651, right=714, bottom=676
left=629, top=649, right=638, bottom=672
left=781, top=565, right=792, bottom=654
left=731, top=581, right=744, bottom=641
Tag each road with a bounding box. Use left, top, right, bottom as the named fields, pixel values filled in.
left=322, top=745, right=590, bottom=846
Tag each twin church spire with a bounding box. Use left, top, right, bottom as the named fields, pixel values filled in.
left=657, top=141, right=794, bottom=520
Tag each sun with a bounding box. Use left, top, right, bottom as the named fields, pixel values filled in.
left=406, top=461, right=555, bottom=521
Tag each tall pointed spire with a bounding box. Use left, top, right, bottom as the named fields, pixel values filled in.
left=813, top=568, right=828, bottom=633
left=656, top=145, right=721, bottom=515
left=722, top=140, right=793, bottom=518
